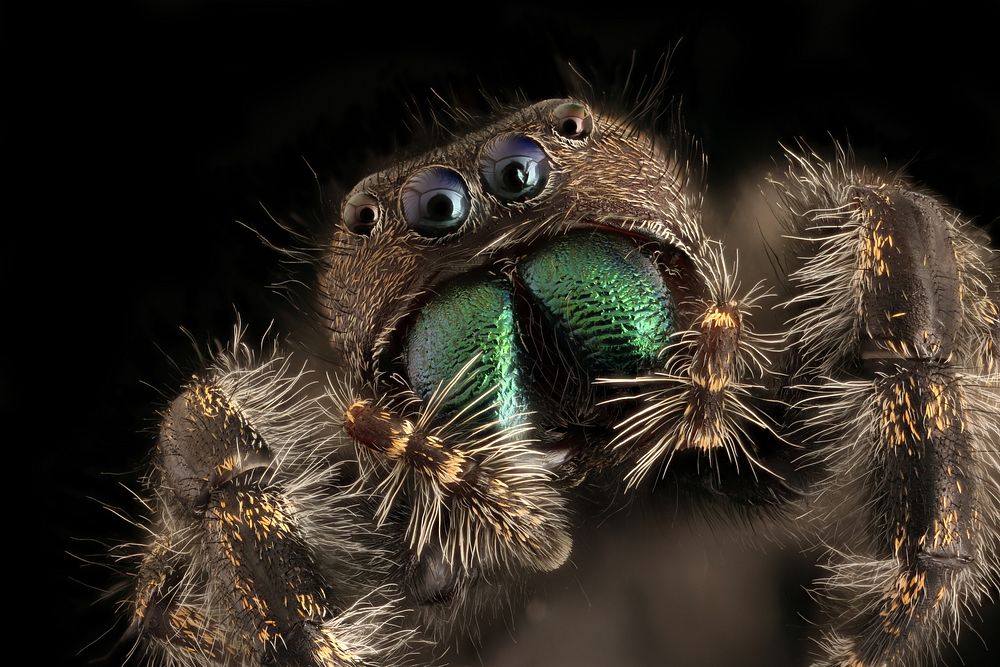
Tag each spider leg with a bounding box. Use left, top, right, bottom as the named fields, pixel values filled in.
left=331, top=348, right=572, bottom=601
left=775, top=148, right=1000, bottom=666
left=600, top=242, right=798, bottom=511
left=341, top=392, right=572, bottom=578
left=131, top=353, right=409, bottom=666
left=331, top=374, right=572, bottom=640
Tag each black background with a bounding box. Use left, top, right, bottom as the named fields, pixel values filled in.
left=8, top=2, right=1000, bottom=664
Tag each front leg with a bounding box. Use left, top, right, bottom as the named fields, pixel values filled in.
left=131, top=350, right=410, bottom=666
left=775, top=148, right=1000, bottom=666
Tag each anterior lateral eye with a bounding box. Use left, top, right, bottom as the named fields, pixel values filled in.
left=479, top=134, right=550, bottom=202
left=343, top=192, right=381, bottom=235
left=552, top=101, right=593, bottom=139
left=401, top=167, right=471, bottom=237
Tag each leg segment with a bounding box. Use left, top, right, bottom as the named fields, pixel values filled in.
left=601, top=242, right=794, bottom=506
left=340, top=380, right=572, bottom=577
left=132, top=352, right=408, bottom=666
left=775, top=147, right=999, bottom=666
left=812, top=366, right=978, bottom=665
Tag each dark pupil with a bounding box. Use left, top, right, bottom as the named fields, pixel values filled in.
left=501, top=163, right=528, bottom=192
left=358, top=206, right=376, bottom=224
left=561, top=117, right=580, bottom=136
left=427, top=193, right=454, bottom=221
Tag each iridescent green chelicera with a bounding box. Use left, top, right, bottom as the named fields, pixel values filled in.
left=405, top=233, right=676, bottom=429
left=405, top=279, right=531, bottom=429
left=518, top=233, right=675, bottom=374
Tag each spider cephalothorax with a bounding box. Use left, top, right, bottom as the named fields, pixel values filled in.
left=317, top=98, right=780, bottom=611
left=120, top=98, right=998, bottom=667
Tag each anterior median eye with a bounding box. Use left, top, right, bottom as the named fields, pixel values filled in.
left=401, top=167, right=471, bottom=237
left=479, top=135, right=550, bottom=202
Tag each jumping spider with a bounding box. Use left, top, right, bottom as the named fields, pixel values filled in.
left=119, top=97, right=1000, bottom=666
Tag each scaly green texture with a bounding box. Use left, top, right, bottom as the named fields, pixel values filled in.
left=519, top=233, right=675, bottom=374
left=406, top=279, right=529, bottom=428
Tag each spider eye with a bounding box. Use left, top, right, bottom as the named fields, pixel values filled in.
left=552, top=102, right=593, bottom=140
left=480, top=135, right=550, bottom=202
left=401, top=167, right=471, bottom=237
left=343, top=192, right=381, bottom=235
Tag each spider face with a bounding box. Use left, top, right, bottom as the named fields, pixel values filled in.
left=119, top=97, right=999, bottom=667
left=322, top=99, right=704, bottom=376
left=318, top=99, right=774, bottom=604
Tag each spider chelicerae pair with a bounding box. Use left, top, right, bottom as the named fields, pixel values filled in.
left=117, top=96, right=999, bottom=667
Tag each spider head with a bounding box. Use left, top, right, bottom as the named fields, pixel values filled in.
left=316, top=100, right=773, bottom=623
left=320, top=99, right=718, bottom=465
